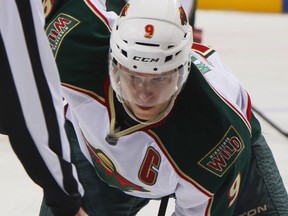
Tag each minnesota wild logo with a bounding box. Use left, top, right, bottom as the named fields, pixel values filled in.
left=85, top=142, right=149, bottom=193
left=198, top=126, right=244, bottom=177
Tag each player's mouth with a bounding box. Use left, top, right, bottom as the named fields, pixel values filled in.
left=136, top=105, right=154, bottom=111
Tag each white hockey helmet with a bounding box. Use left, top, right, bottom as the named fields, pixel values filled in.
left=110, top=0, right=192, bottom=71
left=109, top=0, right=193, bottom=122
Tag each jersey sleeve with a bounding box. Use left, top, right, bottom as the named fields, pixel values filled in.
left=191, top=43, right=252, bottom=122
left=45, top=0, right=117, bottom=95
left=0, top=1, right=84, bottom=215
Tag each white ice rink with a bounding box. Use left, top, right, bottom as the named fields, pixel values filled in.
left=0, top=10, right=288, bottom=215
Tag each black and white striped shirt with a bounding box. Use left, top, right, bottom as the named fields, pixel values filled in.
left=0, top=0, right=83, bottom=215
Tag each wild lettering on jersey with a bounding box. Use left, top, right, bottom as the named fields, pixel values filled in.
left=191, top=55, right=212, bottom=74
left=46, top=13, right=80, bottom=57
left=198, top=126, right=244, bottom=177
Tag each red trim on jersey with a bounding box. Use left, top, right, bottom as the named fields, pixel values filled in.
left=103, top=76, right=111, bottom=100
left=205, top=198, right=213, bottom=216
left=85, top=0, right=112, bottom=31
left=192, top=43, right=210, bottom=53
left=245, top=92, right=252, bottom=121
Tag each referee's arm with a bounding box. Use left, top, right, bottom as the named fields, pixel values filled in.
left=0, top=1, right=85, bottom=215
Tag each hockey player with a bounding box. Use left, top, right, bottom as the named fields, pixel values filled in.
left=41, top=0, right=288, bottom=215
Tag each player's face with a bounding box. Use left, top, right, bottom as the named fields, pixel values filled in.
left=118, top=65, right=179, bottom=120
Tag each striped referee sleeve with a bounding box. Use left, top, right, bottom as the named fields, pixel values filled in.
left=0, top=0, right=84, bottom=215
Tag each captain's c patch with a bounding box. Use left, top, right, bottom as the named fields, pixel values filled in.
left=198, top=126, right=245, bottom=177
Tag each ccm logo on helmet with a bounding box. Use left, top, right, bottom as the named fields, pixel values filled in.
left=133, top=56, right=160, bottom=62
